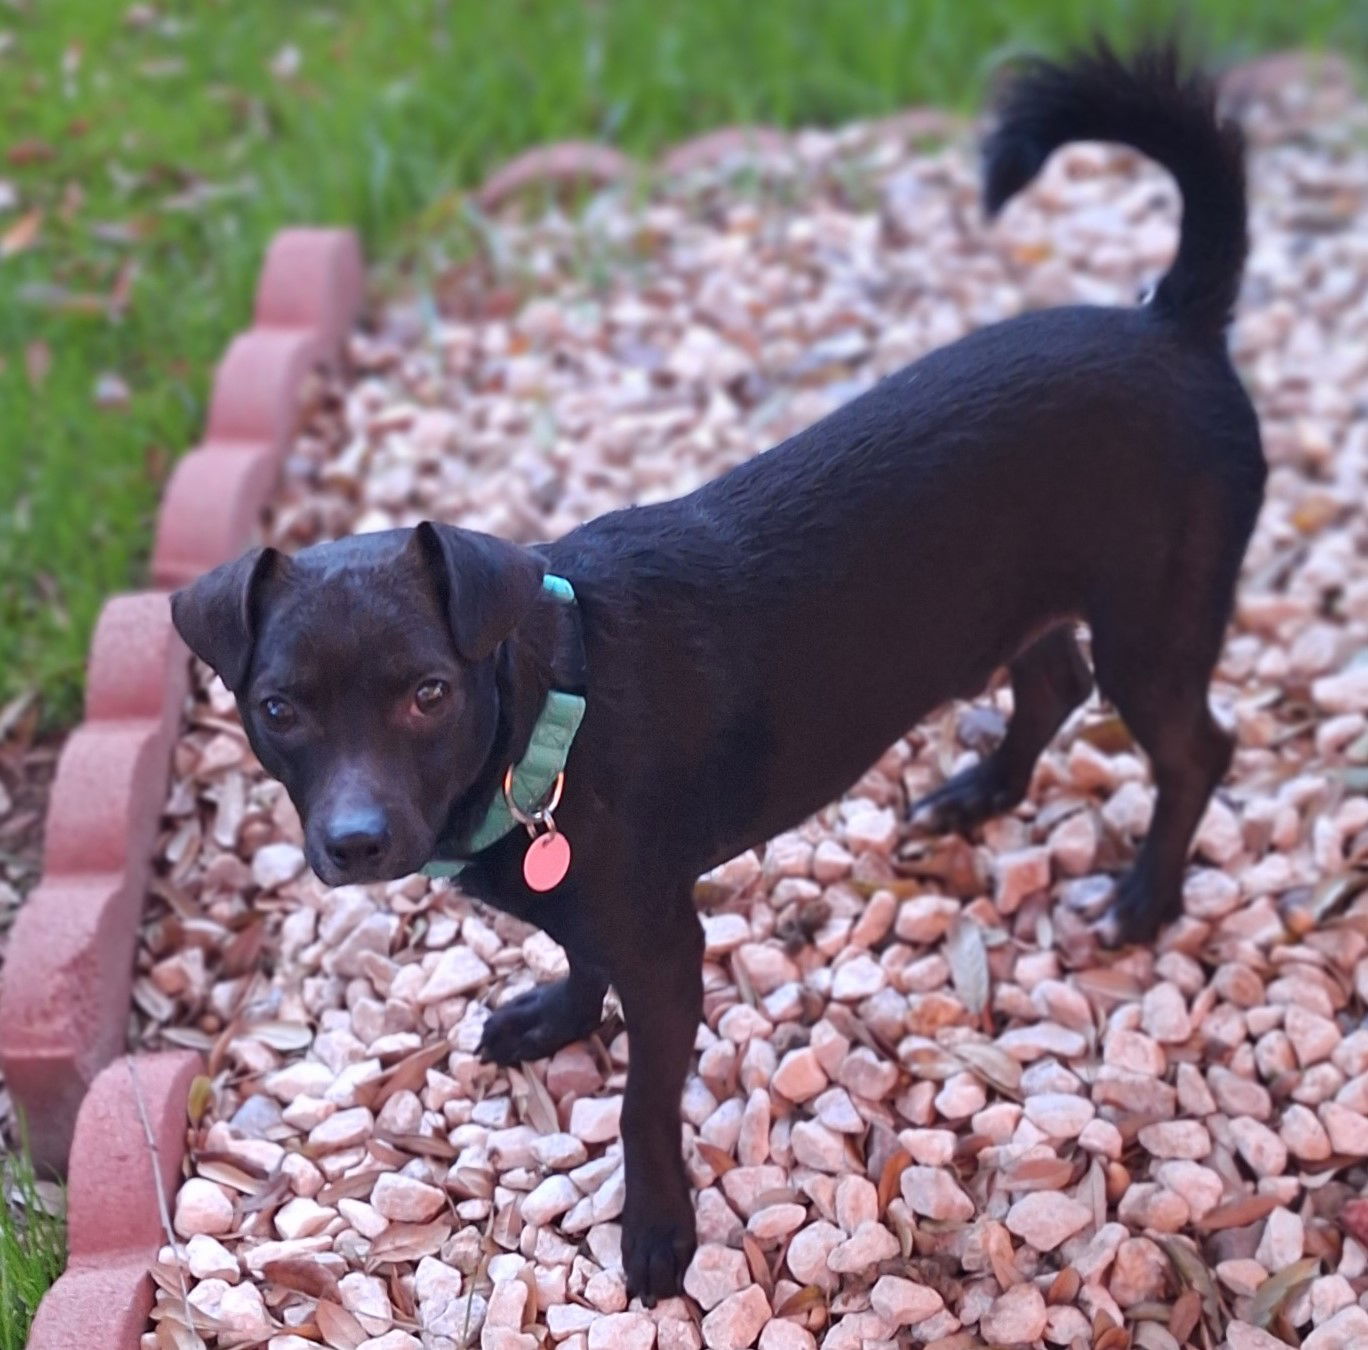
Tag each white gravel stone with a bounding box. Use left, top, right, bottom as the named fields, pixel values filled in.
left=174, top=1179, right=235, bottom=1237
left=1006, top=1192, right=1092, bottom=1251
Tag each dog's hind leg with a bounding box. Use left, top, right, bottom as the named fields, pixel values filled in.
left=1087, top=524, right=1247, bottom=945
left=1091, top=651, right=1232, bottom=947
left=912, top=624, right=1093, bottom=833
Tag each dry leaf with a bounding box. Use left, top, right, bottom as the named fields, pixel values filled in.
left=773, top=1285, right=826, bottom=1318
left=1, top=208, right=42, bottom=257
left=1340, top=1196, right=1368, bottom=1248
left=250, top=1018, right=313, bottom=1051
left=318, top=1170, right=389, bottom=1207
left=261, top=1256, right=340, bottom=1301
left=1074, top=715, right=1133, bottom=753
left=945, top=915, right=989, bottom=1014
left=1195, top=1192, right=1280, bottom=1232
left=1073, top=967, right=1145, bottom=1003
left=1158, top=1236, right=1221, bottom=1316
left=375, top=1132, right=457, bottom=1161
left=986, top=1224, right=1021, bottom=1290
left=372, top=1041, right=452, bottom=1109
left=953, top=1039, right=1022, bottom=1096
left=186, top=1075, right=214, bottom=1124
left=517, top=1064, right=559, bottom=1135
left=368, top=1220, right=452, bottom=1264
left=877, top=1147, right=910, bottom=1215
left=1248, top=1256, right=1318, bottom=1328
left=696, top=1141, right=737, bottom=1176
left=316, top=1298, right=367, bottom=1350
left=1001, top=1156, right=1075, bottom=1191
left=743, top=1233, right=771, bottom=1292
left=197, top=1157, right=265, bottom=1193
left=1168, top=1288, right=1201, bottom=1342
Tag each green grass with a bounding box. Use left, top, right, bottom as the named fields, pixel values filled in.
left=1, top=0, right=1364, bottom=723
left=0, top=1143, right=65, bottom=1350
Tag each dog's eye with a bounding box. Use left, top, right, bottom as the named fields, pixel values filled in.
left=413, top=679, right=450, bottom=715
left=260, top=696, right=296, bottom=729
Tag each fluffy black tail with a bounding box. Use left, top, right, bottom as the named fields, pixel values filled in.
left=982, top=41, right=1247, bottom=334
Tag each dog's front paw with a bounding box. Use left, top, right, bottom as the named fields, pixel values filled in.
left=479, top=978, right=603, bottom=1065
left=623, top=1202, right=696, bottom=1306
left=910, top=760, right=1017, bottom=835
left=1093, top=866, right=1179, bottom=949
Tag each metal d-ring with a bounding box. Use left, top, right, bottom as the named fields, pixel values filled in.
left=502, top=766, right=565, bottom=835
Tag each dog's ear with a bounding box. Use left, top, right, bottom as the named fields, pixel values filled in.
left=170, top=547, right=288, bottom=692
left=410, top=522, right=546, bottom=662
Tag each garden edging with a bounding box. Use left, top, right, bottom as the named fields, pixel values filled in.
left=0, top=227, right=363, bottom=1348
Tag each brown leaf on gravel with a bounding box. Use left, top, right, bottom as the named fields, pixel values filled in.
left=367, top=1221, right=452, bottom=1265
left=1339, top=1196, right=1368, bottom=1248
left=877, top=1147, right=911, bottom=1215
left=197, top=1153, right=268, bottom=1189
left=1072, top=966, right=1145, bottom=1003
left=1073, top=715, right=1134, bottom=753
left=1000, top=1156, right=1075, bottom=1191
left=316, top=1298, right=367, bottom=1350
left=238, top=1171, right=291, bottom=1216
left=1248, top=1256, right=1319, bottom=1328
left=371, top=1041, right=452, bottom=1109
left=986, top=1223, right=1022, bottom=1290
left=389, top=1266, right=417, bottom=1321
left=696, top=1140, right=736, bottom=1176
left=515, top=1063, right=560, bottom=1135
left=261, top=1256, right=341, bottom=1301
left=375, top=1132, right=458, bottom=1161
left=1158, top=1236, right=1221, bottom=1325
left=1168, top=1287, right=1202, bottom=1342
left=1194, top=1193, right=1281, bottom=1232
left=743, top=1232, right=771, bottom=1293
left=952, top=1039, right=1023, bottom=1097
left=945, top=915, right=990, bottom=1014
left=1047, top=1266, right=1080, bottom=1305
left=221, top=919, right=267, bottom=977
left=317, top=1170, right=389, bottom=1207
left=774, top=1285, right=827, bottom=1318
left=186, top=1074, right=214, bottom=1124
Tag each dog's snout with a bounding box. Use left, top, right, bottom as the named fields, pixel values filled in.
left=323, top=807, right=391, bottom=871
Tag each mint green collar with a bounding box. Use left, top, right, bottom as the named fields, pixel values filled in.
left=422, top=575, right=585, bottom=880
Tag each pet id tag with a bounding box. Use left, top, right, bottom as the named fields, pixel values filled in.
left=524, top=829, right=571, bottom=891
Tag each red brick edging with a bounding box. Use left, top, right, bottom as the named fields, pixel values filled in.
left=0, top=228, right=362, bottom=1347
left=25, top=1053, right=201, bottom=1350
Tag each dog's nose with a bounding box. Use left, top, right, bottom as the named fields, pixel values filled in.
left=323, top=808, right=391, bottom=872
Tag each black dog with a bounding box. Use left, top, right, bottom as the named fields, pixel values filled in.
left=173, top=44, right=1262, bottom=1300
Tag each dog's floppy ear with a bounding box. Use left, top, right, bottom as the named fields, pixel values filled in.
left=411, top=522, right=546, bottom=662
left=170, top=547, right=287, bottom=692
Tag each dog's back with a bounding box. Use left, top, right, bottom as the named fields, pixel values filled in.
left=552, top=44, right=1266, bottom=900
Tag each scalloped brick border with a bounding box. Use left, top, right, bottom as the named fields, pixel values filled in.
left=0, top=228, right=362, bottom=1183
left=26, top=1052, right=201, bottom=1350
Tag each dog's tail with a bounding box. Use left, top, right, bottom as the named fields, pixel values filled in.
left=982, top=41, right=1247, bottom=334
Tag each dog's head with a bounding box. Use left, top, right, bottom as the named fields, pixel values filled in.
left=171, top=524, right=545, bottom=886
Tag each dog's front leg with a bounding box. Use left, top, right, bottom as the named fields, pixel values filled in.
left=609, top=881, right=703, bottom=1304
